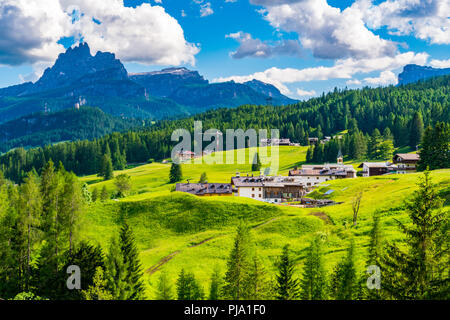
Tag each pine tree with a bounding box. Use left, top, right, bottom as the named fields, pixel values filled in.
left=329, top=240, right=358, bottom=300
left=246, top=255, right=271, bottom=300
left=300, top=237, right=327, bottom=300
left=169, top=163, right=182, bottom=183
left=209, top=267, right=223, bottom=300
left=409, top=111, right=424, bottom=148
left=223, top=223, right=253, bottom=300
left=91, top=187, right=99, bottom=202
left=155, top=271, right=174, bottom=300
left=418, top=122, right=450, bottom=171
left=100, top=154, right=114, bottom=181
left=275, top=245, right=300, bottom=300
left=18, top=171, right=42, bottom=291
left=251, top=152, right=262, bottom=172
left=119, top=223, right=145, bottom=300
left=114, top=174, right=132, bottom=198
left=379, top=171, right=449, bottom=299
left=176, top=269, right=204, bottom=300
left=365, top=210, right=384, bottom=300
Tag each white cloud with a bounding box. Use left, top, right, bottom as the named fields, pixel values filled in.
left=0, top=0, right=199, bottom=70
left=251, top=0, right=398, bottom=60
left=364, top=70, right=398, bottom=85
left=430, top=58, right=450, bottom=68
left=355, top=0, right=450, bottom=45
left=296, top=88, right=316, bottom=96
left=346, top=79, right=362, bottom=85
left=225, top=31, right=302, bottom=59
left=213, top=51, right=429, bottom=94
left=200, top=2, right=214, bottom=17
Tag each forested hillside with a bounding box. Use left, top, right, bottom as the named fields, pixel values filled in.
left=0, top=107, right=144, bottom=152
left=0, top=75, right=448, bottom=183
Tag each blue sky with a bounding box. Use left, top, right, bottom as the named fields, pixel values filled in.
left=0, top=0, right=449, bottom=99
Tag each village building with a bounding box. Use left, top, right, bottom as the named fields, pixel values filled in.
left=260, top=138, right=299, bottom=146
left=393, top=153, right=420, bottom=173
left=358, top=162, right=393, bottom=177
left=175, top=183, right=234, bottom=196
left=308, top=137, right=319, bottom=145
left=175, top=150, right=195, bottom=162
left=230, top=174, right=306, bottom=203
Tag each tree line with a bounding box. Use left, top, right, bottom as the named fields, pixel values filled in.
left=1, top=75, right=449, bottom=183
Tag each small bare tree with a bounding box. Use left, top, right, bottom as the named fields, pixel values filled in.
left=352, top=191, right=363, bottom=226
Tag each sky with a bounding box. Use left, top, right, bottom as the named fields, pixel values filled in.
left=0, top=0, right=449, bottom=99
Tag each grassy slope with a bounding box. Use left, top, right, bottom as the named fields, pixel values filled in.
left=79, top=146, right=450, bottom=298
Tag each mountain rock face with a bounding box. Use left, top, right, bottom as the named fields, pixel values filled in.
left=129, top=67, right=208, bottom=97
left=398, top=64, right=450, bottom=85
left=0, top=42, right=296, bottom=124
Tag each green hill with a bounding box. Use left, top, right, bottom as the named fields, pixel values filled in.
left=78, top=146, right=450, bottom=298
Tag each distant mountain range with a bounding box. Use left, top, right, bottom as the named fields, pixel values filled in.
left=398, top=64, right=450, bottom=85
left=0, top=43, right=296, bottom=124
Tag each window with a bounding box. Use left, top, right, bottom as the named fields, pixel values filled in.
left=252, top=194, right=255, bottom=198
left=252, top=187, right=255, bottom=191
left=259, top=188, right=262, bottom=191
left=259, top=194, right=262, bottom=198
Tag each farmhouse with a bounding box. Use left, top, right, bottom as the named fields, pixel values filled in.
left=358, top=162, right=393, bottom=177
left=176, top=150, right=195, bottom=162
left=176, top=182, right=234, bottom=196
left=260, top=138, right=299, bottom=146
left=231, top=174, right=306, bottom=203
left=393, top=153, right=420, bottom=173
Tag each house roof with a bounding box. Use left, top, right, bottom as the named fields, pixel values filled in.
left=358, top=162, right=391, bottom=168
left=394, top=153, right=420, bottom=161
left=231, top=176, right=305, bottom=188
left=176, top=183, right=233, bottom=195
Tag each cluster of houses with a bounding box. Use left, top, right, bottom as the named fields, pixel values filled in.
left=175, top=150, right=421, bottom=205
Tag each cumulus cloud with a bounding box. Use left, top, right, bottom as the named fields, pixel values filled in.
left=430, top=58, right=450, bottom=68
left=296, top=88, right=316, bottom=96
left=364, top=70, right=398, bottom=85
left=0, top=0, right=71, bottom=66
left=0, top=0, right=199, bottom=69
left=226, top=31, right=302, bottom=59
left=213, top=51, right=429, bottom=94
left=200, top=2, right=214, bottom=17
left=346, top=79, right=362, bottom=85
left=251, top=0, right=398, bottom=60
left=355, top=0, right=450, bottom=45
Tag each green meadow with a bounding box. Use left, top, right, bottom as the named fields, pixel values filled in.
left=79, top=146, right=450, bottom=298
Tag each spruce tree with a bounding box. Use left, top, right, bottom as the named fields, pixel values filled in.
left=380, top=171, right=448, bottom=299
left=176, top=269, right=204, bottom=300
left=300, top=237, right=327, bottom=300
left=119, top=223, right=145, bottom=300
left=409, top=111, right=424, bottom=148
left=155, top=271, right=174, bottom=300
left=82, top=267, right=113, bottom=300
left=418, top=122, right=450, bottom=171
left=246, top=255, right=271, bottom=300
left=199, top=172, right=208, bottom=183
left=100, top=154, right=114, bottom=181
left=365, top=210, right=384, bottom=300
left=169, top=163, right=182, bottom=183
left=100, top=186, right=109, bottom=201
left=223, top=223, right=253, bottom=300
left=329, top=240, right=358, bottom=300
left=252, top=152, right=262, bottom=172
left=209, top=267, right=223, bottom=300
left=275, top=245, right=300, bottom=300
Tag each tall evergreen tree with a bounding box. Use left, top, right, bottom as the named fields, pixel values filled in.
left=208, top=267, right=223, bottom=300
left=223, top=223, right=253, bottom=300
left=409, top=111, right=424, bottom=148
left=155, top=271, right=174, bottom=300
left=300, top=237, right=327, bottom=300
left=176, top=269, right=204, bottom=300
left=329, top=241, right=358, bottom=300
left=169, top=163, right=182, bottom=183
left=380, top=171, right=449, bottom=299
left=275, top=245, right=300, bottom=300
left=251, top=152, right=262, bottom=172
left=418, top=122, right=450, bottom=171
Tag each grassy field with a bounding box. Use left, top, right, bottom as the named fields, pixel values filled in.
left=78, top=146, right=450, bottom=299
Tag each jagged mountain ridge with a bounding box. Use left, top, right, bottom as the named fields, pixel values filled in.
left=0, top=43, right=296, bottom=124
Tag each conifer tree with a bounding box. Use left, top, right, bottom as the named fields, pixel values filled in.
left=246, top=255, right=271, bottom=300
left=275, top=245, right=300, bottom=300
left=300, top=237, right=327, bottom=300
left=176, top=269, right=204, bottom=300
left=209, top=267, right=223, bottom=300
left=169, top=162, right=182, bottom=183
left=329, top=241, right=358, bottom=300
left=252, top=152, right=262, bottom=172
left=418, top=122, right=450, bottom=171
left=100, top=185, right=109, bottom=201
left=223, top=223, right=253, bottom=300
left=380, top=171, right=449, bottom=299
left=155, top=271, right=174, bottom=300
left=100, top=154, right=114, bottom=181
left=91, top=187, right=99, bottom=202
left=82, top=267, right=113, bottom=300
left=409, top=111, right=424, bottom=148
